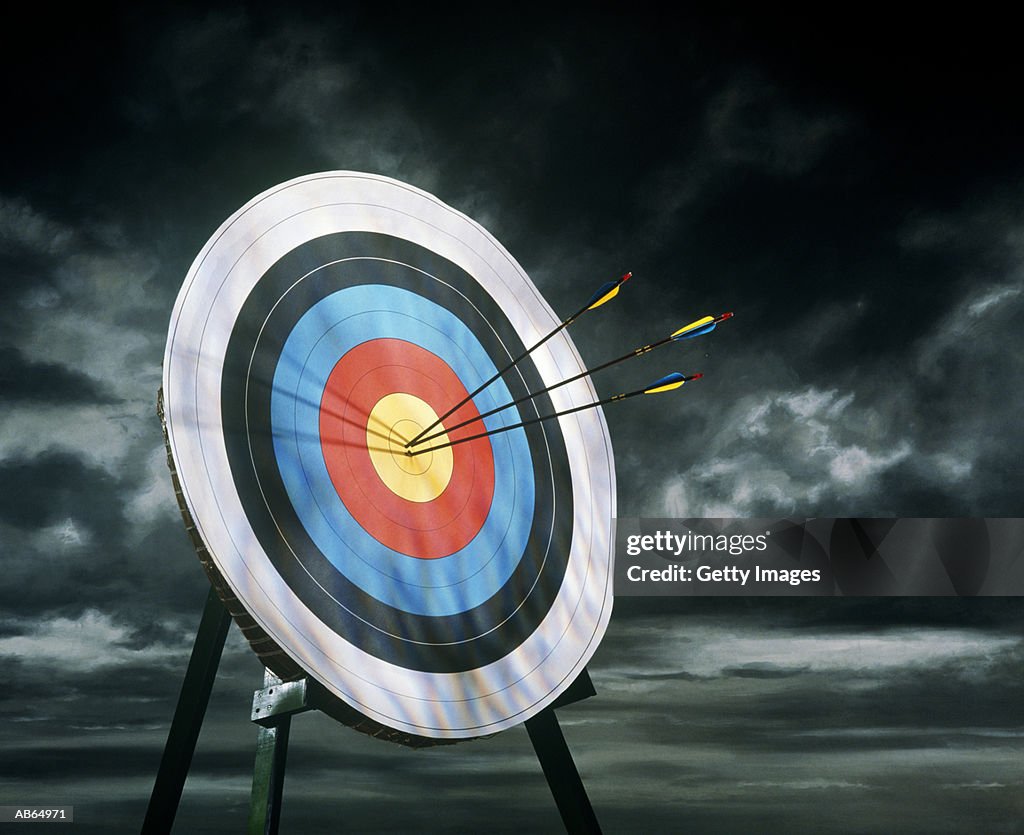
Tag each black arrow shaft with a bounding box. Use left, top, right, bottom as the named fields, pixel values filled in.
left=406, top=315, right=575, bottom=448
left=406, top=387, right=644, bottom=457
left=405, top=276, right=628, bottom=448
left=410, top=335, right=673, bottom=448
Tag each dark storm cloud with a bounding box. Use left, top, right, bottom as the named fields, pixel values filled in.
left=566, top=616, right=1024, bottom=834
left=610, top=204, right=1024, bottom=517
left=0, top=743, right=161, bottom=782
left=0, top=626, right=266, bottom=832
left=721, top=663, right=810, bottom=679
left=0, top=452, right=124, bottom=534
left=626, top=670, right=709, bottom=682
left=608, top=597, right=1024, bottom=657
left=519, top=33, right=1024, bottom=521
left=0, top=450, right=204, bottom=615
left=0, top=345, right=119, bottom=405
left=743, top=596, right=1024, bottom=633
left=1, top=6, right=1023, bottom=834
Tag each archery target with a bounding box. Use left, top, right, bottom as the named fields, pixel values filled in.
left=162, top=172, right=615, bottom=739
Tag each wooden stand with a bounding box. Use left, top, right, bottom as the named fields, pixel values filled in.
left=143, top=590, right=603, bottom=834
left=142, top=587, right=231, bottom=835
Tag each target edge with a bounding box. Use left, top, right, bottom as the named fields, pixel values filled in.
left=162, top=171, right=616, bottom=739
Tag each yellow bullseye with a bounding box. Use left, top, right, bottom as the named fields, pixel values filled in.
left=367, top=393, right=453, bottom=502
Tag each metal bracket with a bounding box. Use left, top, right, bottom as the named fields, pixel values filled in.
left=252, top=677, right=314, bottom=727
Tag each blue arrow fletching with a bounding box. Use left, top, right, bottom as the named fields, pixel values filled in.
left=672, top=321, right=716, bottom=340
left=586, top=280, right=619, bottom=309
left=643, top=372, right=687, bottom=394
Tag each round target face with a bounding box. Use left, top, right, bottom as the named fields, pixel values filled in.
left=162, top=172, right=615, bottom=739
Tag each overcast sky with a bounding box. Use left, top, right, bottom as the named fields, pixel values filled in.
left=2, top=6, right=1022, bottom=833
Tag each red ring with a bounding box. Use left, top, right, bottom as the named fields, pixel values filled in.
left=319, top=339, right=495, bottom=559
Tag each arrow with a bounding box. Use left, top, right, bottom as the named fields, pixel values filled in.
left=404, top=271, right=632, bottom=448
left=406, top=372, right=702, bottom=457
left=408, top=311, right=733, bottom=448
left=670, top=310, right=734, bottom=340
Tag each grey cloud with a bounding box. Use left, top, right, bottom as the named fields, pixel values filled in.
left=0, top=195, right=76, bottom=256
left=631, top=71, right=854, bottom=246
left=0, top=511, right=204, bottom=615
left=0, top=345, right=120, bottom=405
left=721, top=663, right=810, bottom=679
left=640, top=209, right=1024, bottom=518
left=653, top=384, right=915, bottom=516
left=704, top=73, right=850, bottom=177
left=1, top=8, right=1022, bottom=834
left=626, top=670, right=710, bottom=682
left=0, top=452, right=125, bottom=533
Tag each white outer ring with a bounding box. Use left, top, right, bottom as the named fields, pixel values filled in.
left=162, top=171, right=615, bottom=738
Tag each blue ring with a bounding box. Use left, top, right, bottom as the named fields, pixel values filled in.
left=270, top=285, right=535, bottom=617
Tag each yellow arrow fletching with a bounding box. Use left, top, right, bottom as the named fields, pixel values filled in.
left=643, top=372, right=688, bottom=394
left=587, top=284, right=620, bottom=310
left=644, top=380, right=685, bottom=394
left=671, top=315, right=715, bottom=339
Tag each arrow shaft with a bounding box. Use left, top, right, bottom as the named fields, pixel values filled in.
left=406, top=388, right=645, bottom=457
left=405, top=276, right=627, bottom=448
left=404, top=317, right=571, bottom=447
left=411, top=335, right=674, bottom=447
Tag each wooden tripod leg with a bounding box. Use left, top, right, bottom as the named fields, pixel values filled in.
left=143, top=586, right=231, bottom=834
left=525, top=705, right=603, bottom=834
left=248, top=670, right=295, bottom=835
left=247, top=718, right=291, bottom=835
